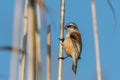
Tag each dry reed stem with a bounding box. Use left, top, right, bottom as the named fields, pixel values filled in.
left=58, top=0, right=65, bottom=80
left=47, top=25, right=51, bottom=80
left=28, top=0, right=36, bottom=80
left=10, top=0, right=22, bottom=80
left=91, top=0, right=102, bottom=80
left=19, top=0, right=28, bottom=80
left=36, top=3, right=43, bottom=80
left=35, top=28, right=40, bottom=80
left=35, top=27, right=39, bottom=80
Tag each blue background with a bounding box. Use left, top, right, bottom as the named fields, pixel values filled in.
left=0, top=0, right=120, bottom=80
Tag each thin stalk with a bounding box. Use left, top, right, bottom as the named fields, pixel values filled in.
left=35, top=26, right=39, bottom=80
left=36, top=4, right=42, bottom=80
left=19, top=0, right=28, bottom=80
left=28, top=0, right=36, bottom=80
left=47, top=25, right=51, bottom=80
left=35, top=3, right=42, bottom=80
left=10, top=0, right=22, bottom=80
left=91, top=0, right=102, bottom=80
left=58, top=0, right=65, bottom=80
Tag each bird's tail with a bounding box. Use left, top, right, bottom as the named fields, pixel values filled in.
left=72, top=63, right=77, bottom=74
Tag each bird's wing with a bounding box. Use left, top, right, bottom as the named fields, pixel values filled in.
left=70, top=31, right=82, bottom=59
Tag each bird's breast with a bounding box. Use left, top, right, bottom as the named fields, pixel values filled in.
left=63, top=37, right=74, bottom=56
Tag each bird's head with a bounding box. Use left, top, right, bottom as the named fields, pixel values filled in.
left=64, top=22, right=79, bottom=33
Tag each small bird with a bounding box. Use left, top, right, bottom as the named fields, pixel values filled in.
left=59, top=22, right=82, bottom=74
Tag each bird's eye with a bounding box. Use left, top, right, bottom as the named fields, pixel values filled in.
left=67, top=25, right=71, bottom=28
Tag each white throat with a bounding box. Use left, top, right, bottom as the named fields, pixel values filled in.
left=67, top=28, right=75, bottom=33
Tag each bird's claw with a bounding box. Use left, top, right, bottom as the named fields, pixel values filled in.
left=58, top=56, right=69, bottom=60
left=58, top=57, right=65, bottom=60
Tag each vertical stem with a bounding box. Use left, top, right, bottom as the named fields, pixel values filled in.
left=10, top=0, right=22, bottom=80
left=36, top=2, right=42, bottom=80
left=35, top=26, right=39, bottom=80
left=47, top=25, right=51, bottom=80
left=28, top=0, right=36, bottom=80
left=58, top=0, right=65, bottom=80
left=35, top=3, right=42, bottom=80
left=91, top=0, right=102, bottom=80
left=20, top=54, right=26, bottom=80
left=19, top=0, right=28, bottom=80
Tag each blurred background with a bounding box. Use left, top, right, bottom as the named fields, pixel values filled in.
left=0, top=0, right=120, bottom=80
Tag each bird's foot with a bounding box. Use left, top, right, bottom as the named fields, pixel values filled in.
left=58, top=57, right=65, bottom=60
left=58, top=56, right=69, bottom=60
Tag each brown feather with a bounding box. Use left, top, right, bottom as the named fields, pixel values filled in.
left=63, top=37, right=75, bottom=57
left=70, top=31, right=82, bottom=53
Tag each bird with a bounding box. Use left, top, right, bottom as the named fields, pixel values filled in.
left=59, top=22, right=82, bottom=74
